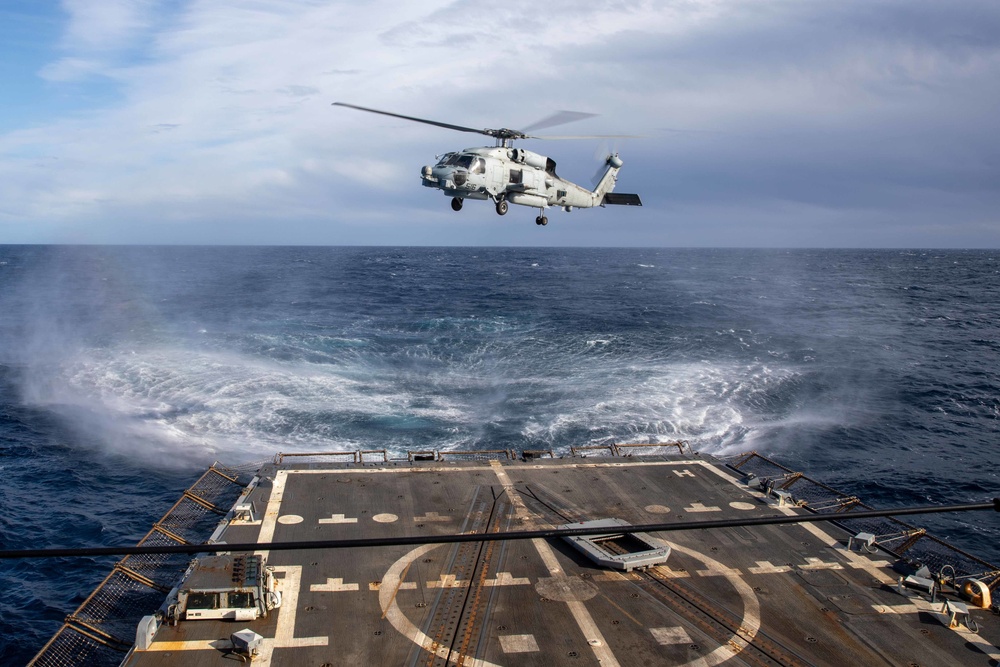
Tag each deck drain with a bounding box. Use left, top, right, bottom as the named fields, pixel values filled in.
left=919, top=629, right=930, bottom=635
left=630, top=593, right=640, bottom=598
left=612, top=620, right=621, bottom=625
left=689, top=644, right=700, bottom=651
left=567, top=651, right=578, bottom=658
left=806, top=637, right=818, bottom=643
left=373, top=631, right=382, bottom=636
left=415, top=602, right=427, bottom=608
left=497, top=625, right=507, bottom=631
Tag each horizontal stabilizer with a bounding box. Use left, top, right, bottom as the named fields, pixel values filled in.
left=603, top=193, right=642, bottom=206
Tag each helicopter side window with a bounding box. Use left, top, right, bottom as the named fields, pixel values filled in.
left=471, top=158, right=486, bottom=174
left=509, top=169, right=522, bottom=184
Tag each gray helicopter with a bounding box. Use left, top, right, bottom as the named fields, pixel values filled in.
left=334, top=103, right=642, bottom=226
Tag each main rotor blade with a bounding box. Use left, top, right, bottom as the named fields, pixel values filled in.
left=530, top=134, right=643, bottom=140
left=333, top=102, right=490, bottom=137
left=520, top=110, right=598, bottom=133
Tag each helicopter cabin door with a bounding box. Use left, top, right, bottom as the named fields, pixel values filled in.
left=486, top=159, right=504, bottom=197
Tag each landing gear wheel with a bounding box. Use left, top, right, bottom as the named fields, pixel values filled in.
left=539, top=216, right=548, bottom=226
left=535, top=216, right=543, bottom=226
left=451, top=197, right=463, bottom=211
left=495, top=199, right=508, bottom=216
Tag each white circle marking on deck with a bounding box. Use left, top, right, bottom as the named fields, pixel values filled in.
left=373, top=513, right=399, bottom=523
left=729, top=502, right=756, bottom=511
left=667, top=542, right=761, bottom=666
left=644, top=504, right=671, bottom=514
left=380, top=544, right=503, bottom=667
left=277, top=515, right=303, bottom=524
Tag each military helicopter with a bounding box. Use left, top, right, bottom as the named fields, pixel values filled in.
left=333, top=102, right=642, bottom=226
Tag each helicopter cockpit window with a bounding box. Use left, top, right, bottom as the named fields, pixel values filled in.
left=436, top=153, right=459, bottom=167
left=455, top=155, right=475, bottom=169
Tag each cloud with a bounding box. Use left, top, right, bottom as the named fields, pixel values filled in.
left=1, top=0, right=999, bottom=246
left=38, top=0, right=161, bottom=82
left=60, top=0, right=159, bottom=53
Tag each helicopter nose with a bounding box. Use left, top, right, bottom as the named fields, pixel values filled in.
left=452, top=170, right=468, bottom=186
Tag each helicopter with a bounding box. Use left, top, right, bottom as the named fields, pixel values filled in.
left=333, top=102, right=642, bottom=226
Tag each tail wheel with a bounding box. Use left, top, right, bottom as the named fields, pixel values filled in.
left=451, top=197, right=463, bottom=211
left=495, top=199, right=508, bottom=216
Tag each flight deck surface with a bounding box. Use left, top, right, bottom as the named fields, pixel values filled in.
left=117, top=452, right=1000, bottom=667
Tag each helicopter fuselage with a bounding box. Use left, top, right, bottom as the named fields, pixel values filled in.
left=420, top=146, right=622, bottom=214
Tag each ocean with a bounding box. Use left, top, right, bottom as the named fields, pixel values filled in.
left=1, top=245, right=998, bottom=663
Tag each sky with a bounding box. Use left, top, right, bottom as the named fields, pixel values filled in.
left=0, top=0, right=998, bottom=247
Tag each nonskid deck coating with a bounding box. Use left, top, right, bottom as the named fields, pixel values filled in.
left=124, top=455, right=1000, bottom=666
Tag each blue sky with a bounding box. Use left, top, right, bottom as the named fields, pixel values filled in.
left=1, top=1, right=998, bottom=247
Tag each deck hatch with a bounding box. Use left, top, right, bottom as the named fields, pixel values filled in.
left=560, top=518, right=671, bottom=571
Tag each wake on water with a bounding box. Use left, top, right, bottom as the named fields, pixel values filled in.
left=15, top=338, right=803, bottom=465
left=1, top=245, right=918, bottom=469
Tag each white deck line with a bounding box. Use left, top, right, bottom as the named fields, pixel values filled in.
left=255, top=470, right=288, bottom=555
